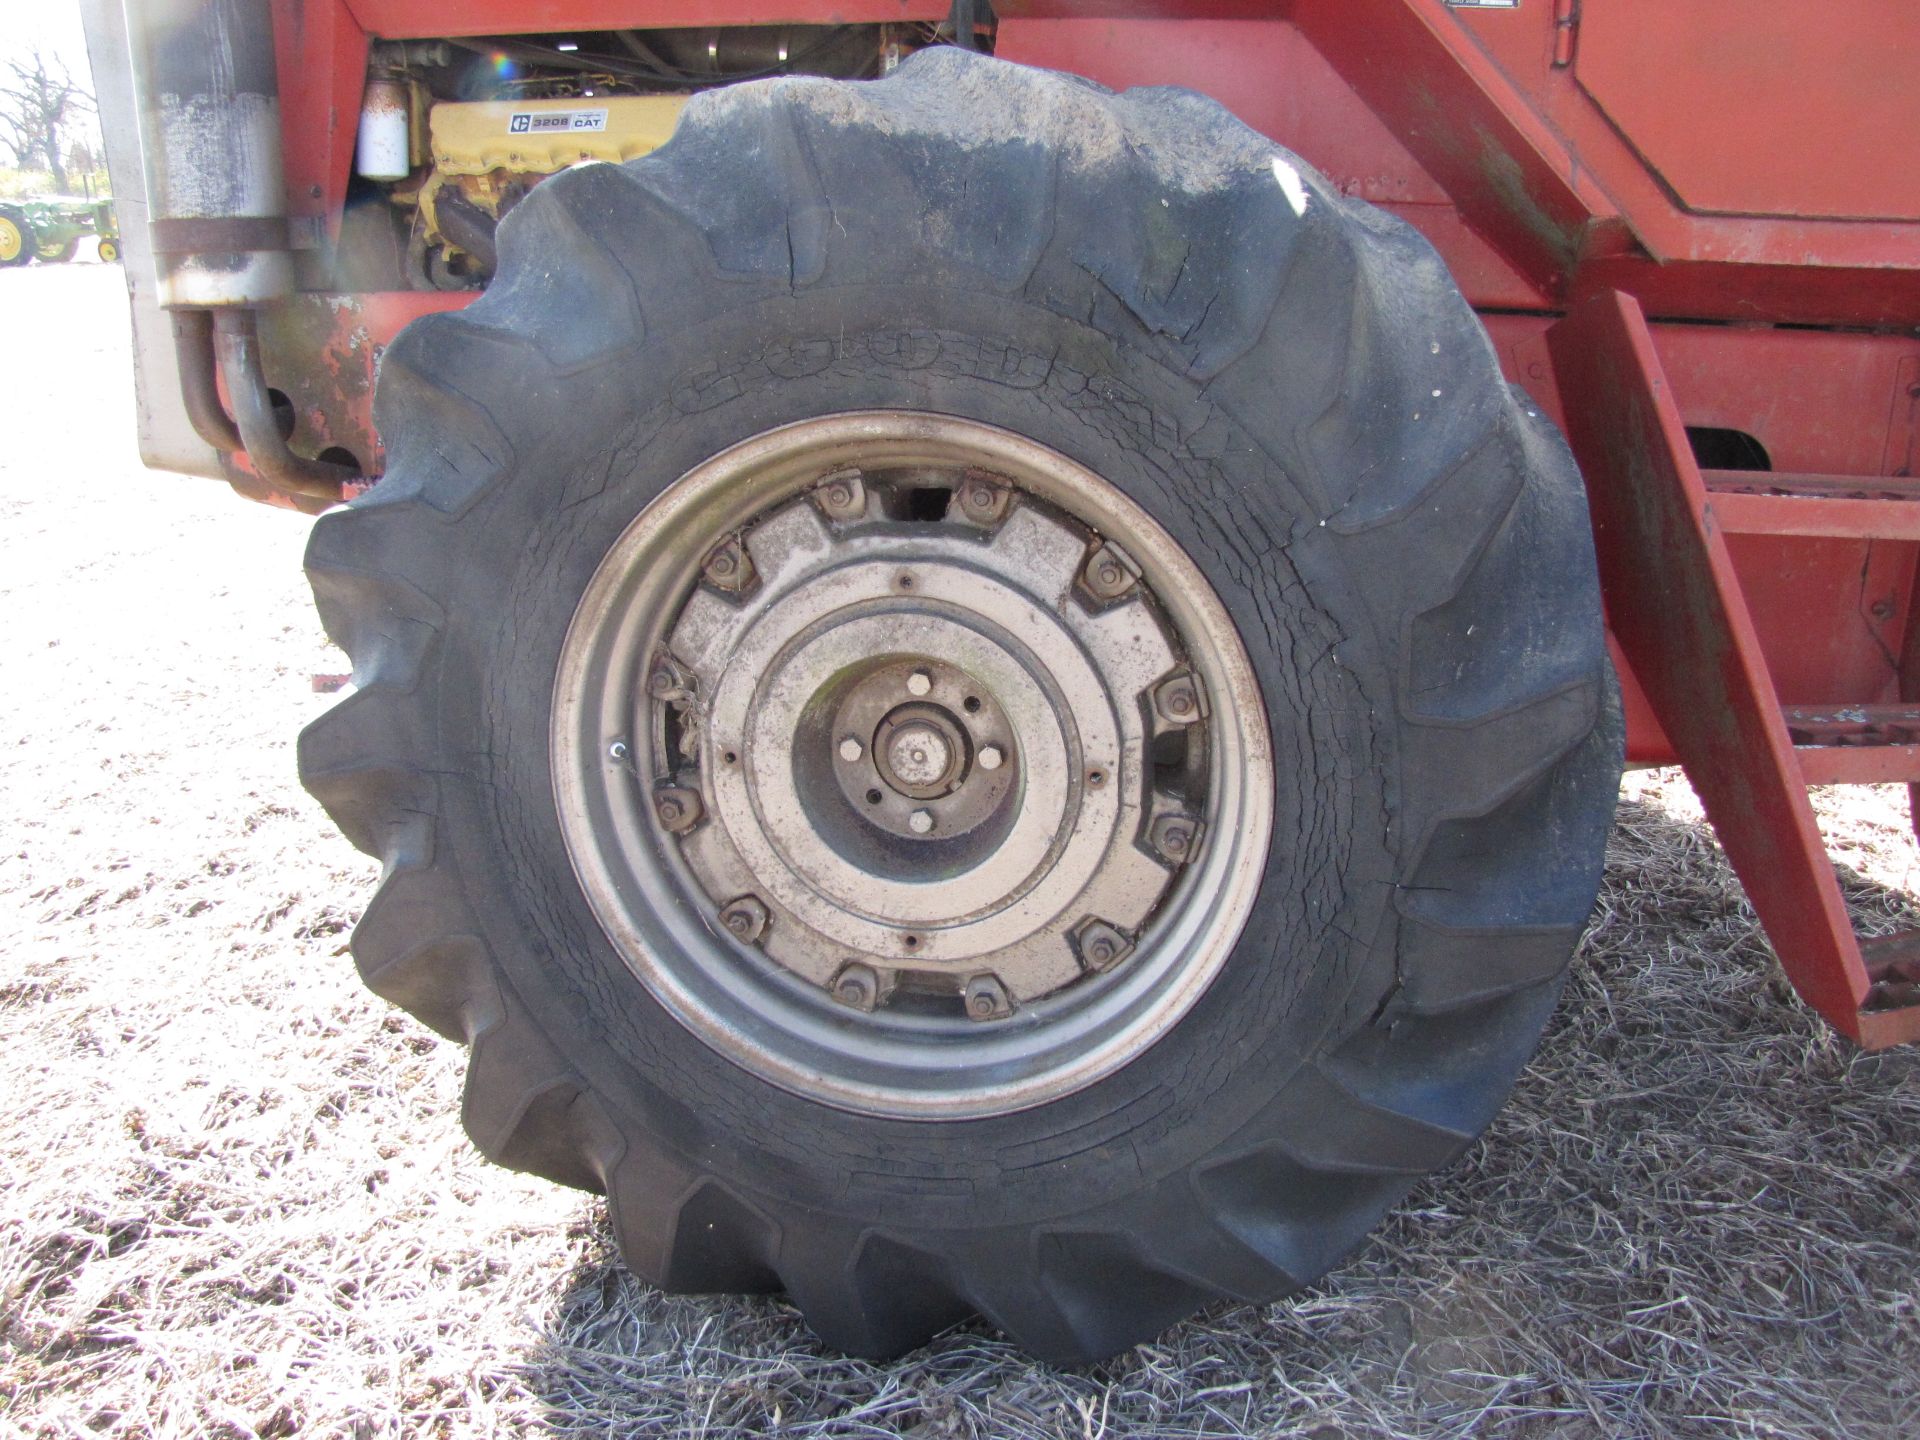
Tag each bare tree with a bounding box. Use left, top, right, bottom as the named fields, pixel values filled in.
left=1, top=49, right=93, bottom=193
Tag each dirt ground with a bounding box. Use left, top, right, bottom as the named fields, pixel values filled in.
left=1, top=260, right=1916, bottom=1438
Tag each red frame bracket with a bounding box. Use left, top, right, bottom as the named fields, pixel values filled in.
left=1549, top=290, right=1920, bottom=1049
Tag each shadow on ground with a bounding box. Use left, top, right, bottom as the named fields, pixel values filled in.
left=512, top=794, right=1920, bottom=1438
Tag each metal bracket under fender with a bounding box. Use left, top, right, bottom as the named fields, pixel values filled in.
left=1550, top=290, right=1920, bottom=1049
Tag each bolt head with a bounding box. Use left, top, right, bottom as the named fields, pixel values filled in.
left=832, top=962, right=881, bottom=1011
left=908, top=809, right=934, bottom=835
left=978, top=745, right=1004, bottom=771
left=1154, top=674, right=1204, bottom=724
left=718, top=896, right=769, bottom=944
left=838, top=736, right=864, bottom=763
left=1074, top=919, right=1134, bottom=973
left=962, top=973, right=1012, bottom=1021
left=906, top=669, right=933, bottom=697
left=608, top=740, right=629, bottom=762
left=657, top=796, right=683, bottom=823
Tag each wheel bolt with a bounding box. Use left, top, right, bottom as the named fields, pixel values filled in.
left=718, top=896, right=769, bottom=945
left=1080, top=541, right=1139, bottom=603
left=908, top=809, right=934, bottom=835
left=653, top=786, right=703, bottom=834
left=906, top=669, right=932, bottom=697
left=963, top=973, right=1013, bottom=1021
left=838, top=736, right=864, bottom=762
left=1149, top=813, right=1201, bottom=864
left=978, top=745, right=1004, bottom=771
left=608, top=740, right=629, bottom=762
left=1074, top=919, right=1134, bottom=973
left=702, top=535, right=754, bottom=593
left=1153, top=673, right=1205, bottom=724
left=831, top=962, right=881, bottom=1012
left=813, top=471, right=866, bottom=520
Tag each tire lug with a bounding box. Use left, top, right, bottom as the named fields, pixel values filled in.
left=718, top=895, right=769, bottom=945
left=1073, top=918, right=1135, bottom=974
left=1078, top=540, right=1140, bottom=605
left=1148, top=813, right=1203, bottom=865
left=963, top=973, right=1013, bottom=1021
left=831, top=962, right=883, bottom=1012
left=956, top=474, right=1011, bottom=525
left=1152, top=671, right=1207, bottom=725
left=653, top=785, right=703, bottom=834
left=701, top=534, right=755, bottom=594
left=812, top=470, right=866, bottom=521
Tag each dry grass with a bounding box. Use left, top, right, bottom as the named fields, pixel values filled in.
left=2, top=264, right=1917, bottom=1438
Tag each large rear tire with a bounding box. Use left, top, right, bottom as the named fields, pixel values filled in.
left=300, top=50, right=1621, bottom=1363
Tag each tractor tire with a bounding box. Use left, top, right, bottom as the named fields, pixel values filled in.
left=301, top=50, right=1621, bottom=1363
left=35, top=237, right=78, bottom=263
left=0, top=208, right=33, bottom=268
left=96, top=238, right=119, bottom=265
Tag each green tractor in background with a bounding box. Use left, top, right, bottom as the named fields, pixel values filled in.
left=0, top=194, right=118, bottom=266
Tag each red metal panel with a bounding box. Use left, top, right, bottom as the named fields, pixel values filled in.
left=1548, top=289, right=1918, bottom=1048
left=1575, top=0, right=1920, bottom=223
left=273, top=0, right=369, bottom=243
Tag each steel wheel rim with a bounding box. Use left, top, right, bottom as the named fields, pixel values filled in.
left=0, top=221, right=19, bottom=263
left=552, top=412, right=1274, bottom=1118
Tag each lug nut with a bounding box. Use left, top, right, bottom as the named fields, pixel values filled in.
left=608, top=740, right=630, bottom=762
left=1153, top=673, right=1205, bottom=724
left=1074, top=919, right=1134, bottom=973
left=814, top=471, right=866, bottom=520
left=832, top=962, right=881, bottom=1012
left=906, top=669, right=933, bottom=697
left=957, top=477, right=1010, bottom=524
left=1080, top=541, right=1139, bottom=603
left=1149, top=813, right=1202, bottom=864
left=718, top=896, right=770, bottom=945
left=838, top=736, right=864, bottom=762
left=702, top=535, right=755, bottom=593
left=978, top=745, right=1004, bottom=771
left=653, top=786, right=703, bottom=834
left=963, top=973, right=1013, bottom=1021
left=908, top=809, right=934, bottom=835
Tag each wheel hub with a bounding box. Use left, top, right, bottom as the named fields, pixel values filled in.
left=552, top=413, right=1274, bottom=1117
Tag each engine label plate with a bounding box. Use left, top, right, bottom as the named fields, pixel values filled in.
left=507, top=108, right=609, bottom=135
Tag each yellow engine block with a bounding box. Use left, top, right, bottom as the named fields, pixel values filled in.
left=428, top=94, right=687, bottom=176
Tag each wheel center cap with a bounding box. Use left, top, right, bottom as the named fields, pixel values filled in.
left=886, top=722, right=954, bottom=790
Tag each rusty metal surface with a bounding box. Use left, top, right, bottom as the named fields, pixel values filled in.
left=1549, top=290, right=1920, bottom=1049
